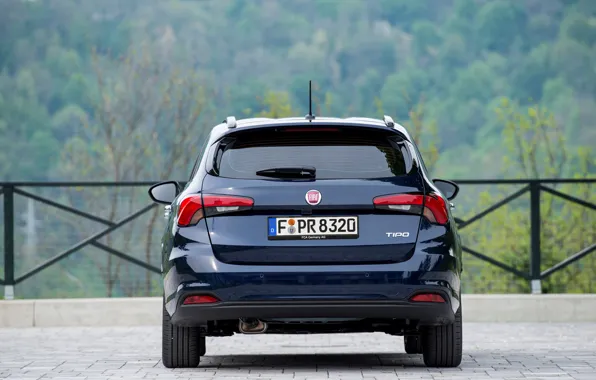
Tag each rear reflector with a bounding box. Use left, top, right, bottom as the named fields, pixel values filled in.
left=373, top=192, right=448, bottom=225
left=182, top=295, right=219, bottom=305
left=410, top=293, right=445, bottom=303
left=177, top=194, right=254, bottom=227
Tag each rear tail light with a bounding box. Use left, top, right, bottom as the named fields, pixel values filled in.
left=178, top=196, right=204, bottom=226
left=373, top=192, right=448, bottom=225
left=177, top=194, right=254, bottom=227
left=422, top=193, right=448, bottom=225
left=410, top=293, right=445, bottom=303
left=182, top=295, right=219, bottom=305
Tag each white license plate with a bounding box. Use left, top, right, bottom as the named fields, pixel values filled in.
left=268, top=216, right=359, bottom=240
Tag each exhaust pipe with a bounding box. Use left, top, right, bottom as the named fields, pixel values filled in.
left=239, top=318, right=268, bottom=334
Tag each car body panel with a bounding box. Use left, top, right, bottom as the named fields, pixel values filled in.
left=200, top=174, right=424, bottom=264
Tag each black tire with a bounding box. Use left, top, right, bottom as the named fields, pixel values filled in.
left=198, top=336, right=206, bottom=357
left=421, top=306, right=463, bottom=367
left=404, top=335, right=423, bottom=354
left=162, top=300, right=202, bottom=368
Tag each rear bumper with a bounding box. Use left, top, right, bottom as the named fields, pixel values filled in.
left=163, top=247, right=462, bottom=326
left=171, top=297, right=455, bottom=326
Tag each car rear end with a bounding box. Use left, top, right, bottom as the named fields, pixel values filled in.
left=162, top=120, right=462, bottom=368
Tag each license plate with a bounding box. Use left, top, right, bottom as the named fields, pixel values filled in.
left=268, top=216, right=359, bottom=240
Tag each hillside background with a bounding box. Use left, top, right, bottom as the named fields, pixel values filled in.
left=0, top=0, right=594, bottom=297
left=1, top=0, right=595, bottom=181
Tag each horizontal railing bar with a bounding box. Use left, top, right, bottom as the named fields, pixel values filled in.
left=457, top=186, right=530, bottom=229
left=462, top=246, right=530, bottom=280
left=540, top=185, right=596, bottom=211
left=0, top=181, right=160, bottom=187
left=454, top=217, right=465, bottom=225
left=90, top=241, right=161, bottom=274
left=454, top=178, right=596, bottom=184
left=13, top=188, right=116, bottom=226
left=541, top=243, right=596, bottom=279
left=14, top=203, right=157, bottom=284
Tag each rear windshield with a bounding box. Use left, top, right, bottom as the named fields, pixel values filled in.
left=214, top=128, right=409, bottom=180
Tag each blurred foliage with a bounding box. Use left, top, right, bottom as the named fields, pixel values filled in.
left=0, top=0, right=594, bottom=181
left=460, top=99, right=595, bottom=293
left=0, top=0, right=594, bottom=296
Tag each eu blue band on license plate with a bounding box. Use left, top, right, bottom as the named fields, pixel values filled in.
left=268, top=217, right=277, bottom=236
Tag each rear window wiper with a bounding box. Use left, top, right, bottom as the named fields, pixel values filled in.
left=255, top=166, right=316, bottom=179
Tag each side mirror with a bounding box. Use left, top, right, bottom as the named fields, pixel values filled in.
left=148, top=181, right=180, bottom=204
left=433, top=179, right=459, bottom=201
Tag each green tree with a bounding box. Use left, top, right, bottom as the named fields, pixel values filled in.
left=253, top=91, right=295, bottom=118
left=411, top=21, right=441, bottom=59
left=54, top=42, right=212, bottom=296
left=511, top=44, right=553, bottom=101
left=475, top=0, right=527, bottom=53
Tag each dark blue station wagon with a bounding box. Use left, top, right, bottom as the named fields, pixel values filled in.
left=149, top=115, right=463, bottom=368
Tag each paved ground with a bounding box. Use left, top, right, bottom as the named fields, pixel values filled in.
left=1, top=324, right=595, bottom=380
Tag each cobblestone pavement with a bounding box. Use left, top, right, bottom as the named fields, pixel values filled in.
left=1, top=323, right=595, bottom=380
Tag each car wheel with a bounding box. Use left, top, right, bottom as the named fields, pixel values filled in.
left=421, top=305, right=463, bottom=367
left=162, top=299, right=202, bottom=368
left=404, top=335, right=423, bottom=354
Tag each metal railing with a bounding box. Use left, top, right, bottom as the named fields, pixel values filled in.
left=454, top=178, right=595, bottom=294
left=1, top=178, right=595, bottom=299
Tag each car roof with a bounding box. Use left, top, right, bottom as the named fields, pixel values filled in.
left=208, top=116, right=412, bottom=142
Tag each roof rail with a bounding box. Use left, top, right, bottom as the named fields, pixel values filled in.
left=383, top=115, right=395, bottom=128
left=226, top=116, right=237, bottom=129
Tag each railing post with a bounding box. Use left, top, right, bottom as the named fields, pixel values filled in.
left=3, top=184, right=15, bottom=300
left=530, top=182, right=542, bottom=294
